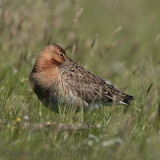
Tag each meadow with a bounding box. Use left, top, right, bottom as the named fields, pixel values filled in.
left=0, top=0, right=160, bottom=159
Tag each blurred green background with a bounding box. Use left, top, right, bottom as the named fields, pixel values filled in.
left=0, top=0, right=160, bottom=159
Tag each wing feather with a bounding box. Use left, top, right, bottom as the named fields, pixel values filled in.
left=58, top=59, right=133, bottom=105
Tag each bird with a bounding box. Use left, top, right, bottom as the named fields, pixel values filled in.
left=29, top=44, right=134, bottom=113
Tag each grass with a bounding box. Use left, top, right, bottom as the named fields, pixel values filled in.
left=0, top=0, right=160, bottom=159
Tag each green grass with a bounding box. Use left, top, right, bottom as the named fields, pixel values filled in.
left=0, top=0, right=160, bottom=159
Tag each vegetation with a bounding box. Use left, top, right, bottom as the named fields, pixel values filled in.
left=0, top=0, right=160, bottom=159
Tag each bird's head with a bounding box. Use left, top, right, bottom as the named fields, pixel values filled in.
left=33, top=44, right=68, bottom=72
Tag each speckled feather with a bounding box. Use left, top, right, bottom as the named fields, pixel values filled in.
left=58, top=59, right=133, bottom=106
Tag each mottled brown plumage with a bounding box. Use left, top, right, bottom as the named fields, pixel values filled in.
left=29, top=44, right=134, bottom=112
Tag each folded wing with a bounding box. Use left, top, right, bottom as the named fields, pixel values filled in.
left=58, top=59, right=134, bottom=106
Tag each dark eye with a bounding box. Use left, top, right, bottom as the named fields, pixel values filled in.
left=59, top=53, right=64, bottom=58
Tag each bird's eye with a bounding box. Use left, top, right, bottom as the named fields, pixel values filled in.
left=59, top=53, right=64, bottom=58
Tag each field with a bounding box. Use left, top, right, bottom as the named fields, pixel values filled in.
left=0, top=0, right=160, bottom=159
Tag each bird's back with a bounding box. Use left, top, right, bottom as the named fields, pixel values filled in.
left=58, top=59, right=133, bottom=110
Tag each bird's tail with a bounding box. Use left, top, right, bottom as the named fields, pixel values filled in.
left=119, top=94, right=134, bottom=105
